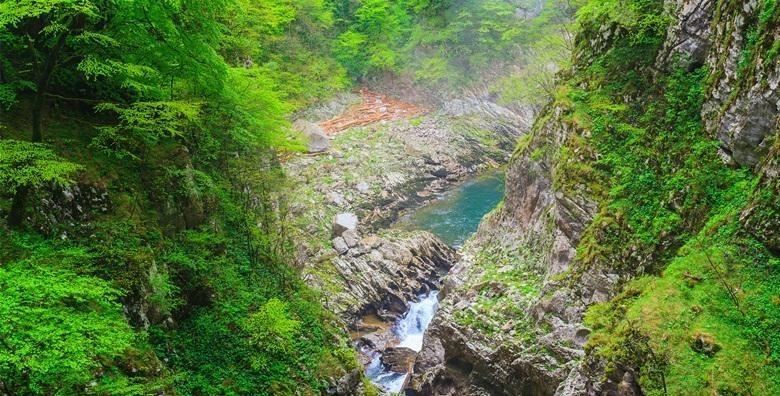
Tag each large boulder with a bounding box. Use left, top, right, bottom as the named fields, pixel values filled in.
left=359, top=332, right=397, bottom=353
left=355, top=181, right=370, bottom=194
left=381, top=347, right=418, bottom=374
left=332, top=237, right=349, bottom=255
left=342, top=229, right=360, bottom=248
left=293, top=120, right=330, bottom=153
left=332, top=213, right=358, bottom=237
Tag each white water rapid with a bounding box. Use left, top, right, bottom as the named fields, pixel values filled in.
left=366, top=290, right=440, bottom=393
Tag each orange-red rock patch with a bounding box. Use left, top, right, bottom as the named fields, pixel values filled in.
left=320, top=89, right=427, bottom=134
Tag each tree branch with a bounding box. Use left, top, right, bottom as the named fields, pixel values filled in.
left=43, top=93, right=103, bottom=104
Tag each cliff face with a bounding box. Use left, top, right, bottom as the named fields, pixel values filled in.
left=411, top=0, right=779, bottom=395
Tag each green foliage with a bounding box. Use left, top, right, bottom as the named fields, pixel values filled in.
left=334, top=0, right=411, bottom=76
left=726, top=0, right=780, bottom=94
left=577, top=0, right=670, bottom=43
left=330, top=0, right=580, bottom=89
left=0, top=0, right=230, bottom=111
left=334, top=30, right=371, bottom=76
left=574, top=67, right=750, bottom=272
left=0, top=0, right=98, bottom=27
left=0, top=139, right=83, bottom=193
left=91, top=101, right=202, bottom=161
left=244, top=299, right=302, bottom=366
left=103, top=0, right=230, bottom=98
left=0, top=0, right=359, bottom=393
left=415, top=55, right=455, bottom=84
left=155, top=224, right=357, bottom=394
left=585, top=222, right=780, bottom=395
left=221, top=0, right=349, bottom=107
left=407, top=0, right=581, bottom=88
left=218, top=67, right=299, bottom=151
left=491, top=32, right=571, bottom=107
left=0, top=80, right=32, bottom=109
left=556, top=0, right=739, bottom=274
left=0, top=250, right=134, bottom=394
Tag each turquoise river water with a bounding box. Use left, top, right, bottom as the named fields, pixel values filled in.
left=395, top=169, right=506, bottom=247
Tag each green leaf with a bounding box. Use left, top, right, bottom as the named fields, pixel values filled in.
left=0, top=139, right=83, bottom=193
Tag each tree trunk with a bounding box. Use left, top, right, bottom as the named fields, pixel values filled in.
left=10, top=19, right=76, bottom=228
left=31, top=25, right=70, bottom=143
left=7, top=186, right=30, bottom=229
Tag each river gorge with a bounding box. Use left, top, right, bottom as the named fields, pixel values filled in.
left=363, top=170, right=506, bottom=392
left=282, top=91, right=527, bottom=395
left=3, top=1, right=777, bottom=395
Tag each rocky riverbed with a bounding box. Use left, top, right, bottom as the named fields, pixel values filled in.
left=284, top=92, right=529, bottom=394
left=285, top=93, right=526, bottom=323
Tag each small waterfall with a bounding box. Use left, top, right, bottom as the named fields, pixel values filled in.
left=366, top=291, right=440, bottom=393
left=395, top=291, right=439, bottom=351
